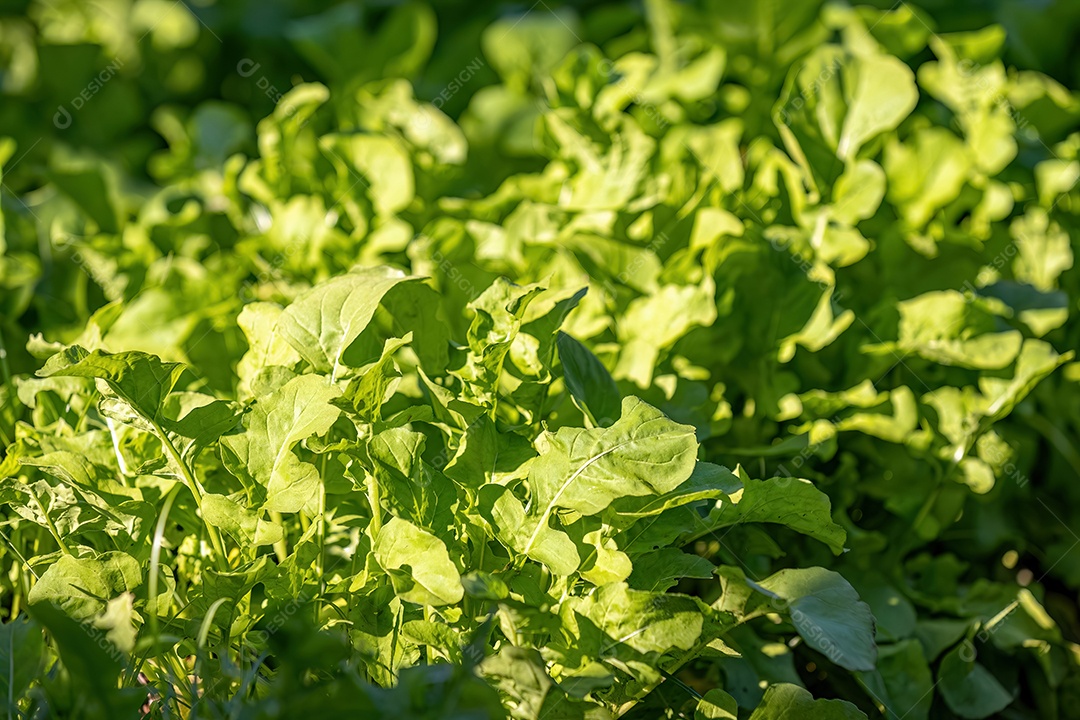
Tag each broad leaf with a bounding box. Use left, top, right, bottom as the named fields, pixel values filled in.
left=758, top=568, right=877, bottom=672
left=277, top=267, right=416, bottom=376
left=374, top=516, right=464, bottom=606
left=28, top=553, right=141, bottom=620
left=526, top=396, right=698, bottom=523
left=749, top=683, right=867, bottom=719
left=557, top=330, right=622, bottom=427
left=937, top=644, right=1013, bottom=719
left=220, top=374, right=340, bottom=513
left=700, top=471, right=847, bottom=554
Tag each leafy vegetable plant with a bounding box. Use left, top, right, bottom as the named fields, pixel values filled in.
left=1, top=0, right=1080, bottom=718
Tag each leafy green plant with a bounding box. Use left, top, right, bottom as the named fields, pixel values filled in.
left=2, top=271, right=877, bottom=718
left=1, top=0, right=1080, bottom=718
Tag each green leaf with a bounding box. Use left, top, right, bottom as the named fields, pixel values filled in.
left=479, top=484, right=580, bottom=576
left=26, top=602, right=145, bottom=715
left=38, top=347, right=185, bottom=424
left=627, top=548, right=715, bottom=592
left=609, top=462, right=740, bottom=520
left=220, top=374, right=341, bottom=514
left=526, top=396, right=698, bottom=521
left=367, top=2, right=437, bottom=78
left=858, top=639, right=933, bottom=720
left=0, top=616, right=44, bottom=713
left=480, top=645, right=585, bottom=720
left=980, top=339, right=1072, bottom=421
left=456, top=277, right=546, bottom=406
left=340, top=335, right=411, bottom=423
left=367, top=426, right=455, bottom=531
left=277, top=267, right=417, bottom=376
left=507, top=287, right=588, bottom=420
left=161, top=391, right=241, bottom=451
left=697, top=689, right=739, bottom=719
left=202, top=493, right=284, bottom=548
left=574, top=583, right=705, bottom=655
left=831, top=160, right=886, bottom=225
left=557, top=330, right=622, bottom=427
left=482, top=9, right=580, bottom=89
left=758, top=567, right=877, bottom=672
left=323, top=134, right=415, bottom=216
left=236, top=302, right=302, bottom=395
left=701, top=471, right=847, bottom=554
left=373, top=516, right=464, bottom=606
left=884, top=128, right=971, bottom=229
left=192, top=557, right=273, bottom=628
left=47, top=153, right=123, bottom=233
left=615, top=282, right=717, bottom=387
left=401, top=619, right=463, bottom=663
left=28, top=553, right=141, bottom=620
left=776, top=45, right=917, bottom=190
left=578, top=530, right=632, bottom=586
left=937, top=644, right=1013, bottom=718
left=896, top=291, right=1022, bottom=369
left=91, top=593, right=138, bottom=655
left=749, top=683, right=868, bottom=719
left=380, top=282, right=452, bottom=372
left=1010, top=208, right=1073, bottom=292
left=443, top=415, right=537, bottom=488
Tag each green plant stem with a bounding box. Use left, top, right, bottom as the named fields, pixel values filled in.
left=27, top=486, right=71, bottom=556
left=367, top=471, right=382, bottom=537
left=423, top=605, right=436, bottom=664
left=613, top=627, right=719, bottom=716
left=644, top=0, right=675, bottom=68
left=269, top=511, right=288, bottom=564
left=318, top=454, right=327, bottom=590
left=0, top=528, right=32, bottom=621
left=0, top=528, right=36, bottom=578
left=105, top=416, right=130, bottom=479
left=313, top=464, right=329, bottom=627
left=150, top=420, right=228, bottom=571
left=149, top=485, right=181, bottom=645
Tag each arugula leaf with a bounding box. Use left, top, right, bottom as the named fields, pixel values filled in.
left=277, top=267, right=417, bottom=378
left=574, top=582, right=705, bottom=655
left=557, top=330, right=622, bottom=426
left=479, top=484, right=580, bottom=576
left=373, top=516, right=464, bottom=606
left=367, top=426, right=455, bottom=532
left=700, top=470, right=847, bottom=554
left=527, top=396, right=698, bottom=521
left=0, top=616, right=43, bottom=713
left=220, top=373, right=340, bottom=514
left=937, top=644, right=1012, bottom=719
left=776, top=45, right=918, bottom=190
left=38, top=347, right=184, bottom=426
left=749, top=683, right=868, bottom=719
left=28, top=553, right=141, bottom=620
left=758, top=568, right=878, bottom=672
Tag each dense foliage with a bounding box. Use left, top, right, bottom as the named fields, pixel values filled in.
left=1, top=0, right=1080, bottom=717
